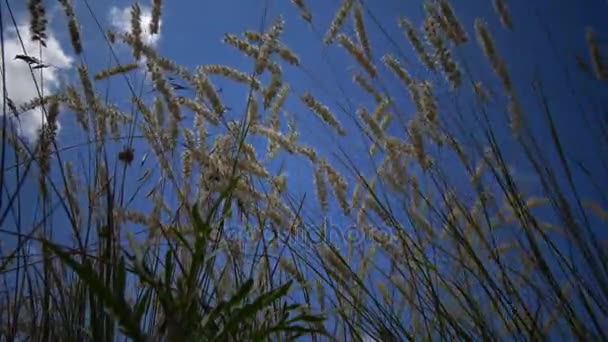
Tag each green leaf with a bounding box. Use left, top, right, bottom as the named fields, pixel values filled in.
left=134, top=288, right=152, bottom=321
left=212, top=280, right=293, bottom=341
left=164, top=249, right=174, bottom=288
left=42, top=240, right=146, bottom=342
left=115, top=256, right=127, bottom=299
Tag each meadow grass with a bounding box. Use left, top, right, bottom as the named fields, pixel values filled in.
left=1, top=0, right=607, bottom=340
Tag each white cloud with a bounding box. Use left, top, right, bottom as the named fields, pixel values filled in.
left=0, top=23, right=73, bottom=141
left=109, top=5, right=161, bottom=47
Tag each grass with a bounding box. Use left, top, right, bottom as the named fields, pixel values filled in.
left=1, top=0, right=607, bottom=340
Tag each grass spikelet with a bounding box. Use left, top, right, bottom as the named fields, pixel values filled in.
left=292, top=0, right=312, bottom=22
left=150, top=0, right=162, bottom=34
left=322, top=159, right=350, bottom=214
left=314, top=163, right=329, bottom=212
left=59, top=0, right=82, bottom=54
left=149, top=63, right=182, bottom=121
left=223, top=34, right=260, bottom=58
left=301, top=92, right=346, bottom=136
left=382, top=53, right=414, bottom=87
left=408, top=119, right=429, bottom=169
left=423, top=16, right=462, bottom=88
left=324, top=0, right=354, bottom=44
left=269, top=84, right=289, bottom=124
left=320, top=245, right=352, bottom=280
left=475, top=18, right=513, bottom=93
left=353, top=72, right=383, bottom=103
left=256, top=17, right=285, bottom=74
left=264, top=68, right=283, bottom=108
left=28, top=0, right=47, bottom=46
left=586, top=28, right=608, bottom=80
left=195, top=67, right=225, bottom=115
left=437, top=0, right=468, bottom=44
left=337, top=33, right=377, bottom=78
left=358, top=106, right=384, bottom=142
left=77, top=64, right=96, bottom=109
left=473, top=81, right=490, bottom=103
left=399, top=17, right=435, bottom=70
left=353, top=3, right=371, bottom=58
left=94, top=62, right=140, bottom=80
left=201, top=64, right=261, bottom=90
left=584, top=200, right=608, bottom=221
left=494, top=0, right=513, bottom=29
left=65, top=85, right=88, bottom=131
left=419, top=80, right=438, bottom=123
left=130, top=3, right=143, bottom=60
left=525, top=196, right=548, bottom=209
left=315, top=279, right=325, bottom=311
left=508, top=97, right=523, bottom=135
left=247, top=95, right=260, bottom=125
left=275, top=44, right=301, bottom=66
left=177, top=96, right=218, bottom=125
left=244, top=30, right=263, bottom=42
left=280, top=258, right=306, bottom=283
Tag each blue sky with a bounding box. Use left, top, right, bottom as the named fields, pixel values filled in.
left=1, top=0, right=608, bottom=336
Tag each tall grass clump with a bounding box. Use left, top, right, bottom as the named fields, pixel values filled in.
left=1, top=0, right=607, bottom=341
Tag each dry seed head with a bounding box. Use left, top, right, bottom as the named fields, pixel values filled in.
left=195, top=68, right=225, bottom=115
left=352, top=72, right=383, bottom=103
left=269, top=84, right=289, bottom=123
left=408, top=119, right=429, bottom=169
left=525, top=196, right=548, bottom=209
left=301, top=92, right=346, bottom=136
left=77, top=64, right=96, bottom=107
left=264, top=69, right=283, bottom=108
left=292, top=0, right=312, bottom=23
left=584, top=200, right=608, bottom=221
left=251, top=124, right=296, bottom=154
left=494, top=0, right=513, bottom=30
left=181, top=149, right=193, bottom=182
left=473, top=81, right=490, bottom=103
left=320, top=245, right=352, bottom=280
left=508, top=97, right=523, bottom=135
left=275, top=45, right=300, bottom=66
left=65, top=85, right=88, bottom=131
left=399, top=17, right=435, bottom=70
left=353, top=3, right=371, bottom=58
left=130, top=4, right=143, bottom=60
left=337, top=33, right=377, bottom=78
left=418, top=81, right=438, bottom=123
left=314, top=163, right=329, bottom=212
left=246, top=95, right=260, bottom=125
left=28, top=0, right=47, bottom=46
left=383, top=54, right=414, bottom=87
left=202, top=64, right=261, bottom=90
left=94, top=62, right=139, bottom=80
left=59, top=0, right=82, bottom=54
left=223, top=34, right=260, bottom=58
left=271, top=174, right=287, bottom=193
left=178, top=96, right=218, bottom=125
left=322, top=160, right=350, bottom=215
left=279, top=258, right=305, bottom=283
left=586, top=28, right=608, bottom=80
left=358, top=106, right=384, bottom=141
left=315, top=279, right=325, bottom=311
left=244, top=30, right=263, bottom=42
left=150, top=0, right=162, bottom=34
left=475, top=19, right=513, bottom=93
left=437, top=0, right=468, bottom=44
left=256, top=17, right=285, bottom=74
left=325, top=0, right=354, bottom=44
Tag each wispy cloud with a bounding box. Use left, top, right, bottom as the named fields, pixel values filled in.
left=109, top=5, right=162, bottom=47
left=1, top=22, right=73, bottom=141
